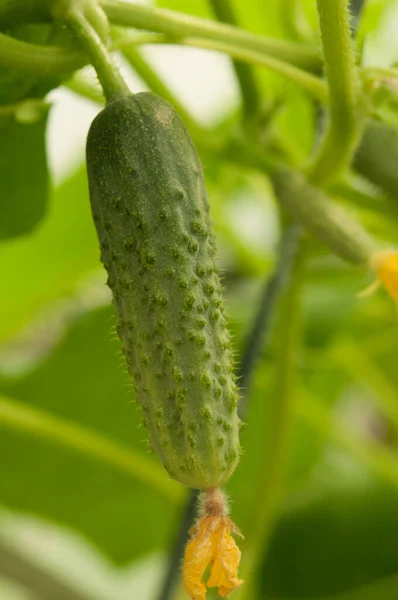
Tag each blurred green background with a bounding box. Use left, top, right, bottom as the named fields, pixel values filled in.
left=1, top=0, right=398, bottom=599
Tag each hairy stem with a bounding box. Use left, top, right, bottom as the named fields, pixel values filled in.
left=208, top=0, right=261, bottom=118
left=308, top=0, right=363, bottom=184
left=60, top=4, right=129, bottom=102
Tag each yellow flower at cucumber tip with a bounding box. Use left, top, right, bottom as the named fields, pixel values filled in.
left=183, top=488, right=244, bottom=600
left=359, top=250, right=398, bottom=305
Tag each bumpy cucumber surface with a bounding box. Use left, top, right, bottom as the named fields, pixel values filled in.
left=86, top=93, right=240, bottom=489
left=353, top=119, right=398, bottom=199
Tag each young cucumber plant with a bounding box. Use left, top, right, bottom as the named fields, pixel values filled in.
left=2, top=0, right=398, bottom=598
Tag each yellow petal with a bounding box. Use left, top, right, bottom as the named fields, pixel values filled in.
left=372, top=250, right=398, bottom=301
left=207, top=519, right=244, bottom=598
left=183, top=517, right=219, bottom=600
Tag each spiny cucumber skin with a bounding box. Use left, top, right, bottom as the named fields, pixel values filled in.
left=86, top=93, right=240, bottom=489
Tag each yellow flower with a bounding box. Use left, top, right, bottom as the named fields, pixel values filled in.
left=371, top=250, right=398, bottom=301
left=183, top=515, right=244, bottom=600
left=359, top=250, right=398, bottom=303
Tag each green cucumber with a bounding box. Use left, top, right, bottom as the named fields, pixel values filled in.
left=353, top=119, right=398, bottom=199
left=271, top=165, right=377, bottom=264
left=86, top=92, right=240, bottom=489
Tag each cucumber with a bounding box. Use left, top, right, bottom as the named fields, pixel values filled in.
left=271, top=165, right=377, bottom=264
left=86, top=92, right=240, bottom=489
left=353, top=119, right=398, bottom=199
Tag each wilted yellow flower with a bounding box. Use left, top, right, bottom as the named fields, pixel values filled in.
left=183, top=515, right=243, bottom=600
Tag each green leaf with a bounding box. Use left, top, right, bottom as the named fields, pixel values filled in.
left=0, top=306, right=183, bottom=563
left=0, top=24, right=75, bottom=241
left=0, top=167, right=99, bottom=342
left=0, top=112, right=49, bottom=240
left=260, top=456, right=398, bottom=598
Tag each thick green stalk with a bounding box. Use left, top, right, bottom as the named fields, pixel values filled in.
left=237, top=242, right=304, bottom=600
left=100, top=0, right=322, bottom=72
left=309, top=0, right=363, bottom=184
left=60, top=4, right=130, bottom=102
left=208, top=0, right=261, bottom=118
left=0, top=395, right=182, bottom=503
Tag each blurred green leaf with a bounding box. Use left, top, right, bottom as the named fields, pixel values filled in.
left=0, top=24, right=73, bottom=241
left=0, top=167, right=100, bottom=342
left=261, top=456, right=398, bottom=598
left=0, top=112, right=49, bottom=241
left=0, top=306, right=182, bottom=563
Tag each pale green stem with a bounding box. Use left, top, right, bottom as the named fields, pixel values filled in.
left=237, top=241, right=303, bottom=600
left=0, top=0, right=322, bottom=73
left=0, top=395, right=183, bottom=504
left=169, top=37, right=326, bottom=102
left=100, top=0, right=322, bottom=72
left=308, top=0, right=363, bottom=184
left=62, top=6, right=130, bottom=102
left=0, top=30, right=326, bottom=100
left=208, top=0, right=261, bottom=118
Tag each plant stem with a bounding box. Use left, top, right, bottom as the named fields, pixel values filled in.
left=0, top=542, right=96, bottom=600
left=173, top=37, right=327, bottom=101
left=0, top=395, right=182, bottom=503
left=100, top=0, right=322, bottom=72
left=0, top=32, right=85, bottom=74
left=308, top=0, right=363, bottom=184
left=208, top=0, right=261, bottom=119
left=61, top=5, right=130, bottom=102
left=0, top=30, right=326, bottom=100
left=111, top=28, right=203, bottom=135
left=237, top=240, right=304, bottom=600
left=238, top=224, right=301, bottom=414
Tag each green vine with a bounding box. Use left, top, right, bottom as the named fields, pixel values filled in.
left=308, top=0, right=364, bottom=184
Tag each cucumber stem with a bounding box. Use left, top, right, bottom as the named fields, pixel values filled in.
left=308, top=0, right=363, bottom=184
left=63, top=3, right=130, bottom=102
left=208, top=0, right=261, bottom=119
